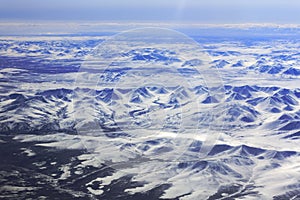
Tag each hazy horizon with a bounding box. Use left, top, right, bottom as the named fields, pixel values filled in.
left=0, top=0, right=300, bottom=24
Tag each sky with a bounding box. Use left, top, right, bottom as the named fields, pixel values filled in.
left=0, top=0, right=300, bottom=24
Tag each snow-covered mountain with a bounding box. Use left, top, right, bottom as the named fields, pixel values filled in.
left=1, top=29, right=300, bottom=199
left=2, top=84, right=300, bottom=135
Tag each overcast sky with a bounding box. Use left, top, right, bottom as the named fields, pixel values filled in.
left=0, top=0, right=299, bottom=24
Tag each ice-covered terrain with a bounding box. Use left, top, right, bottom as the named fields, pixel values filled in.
left=0, top=25, right=300, bottom=199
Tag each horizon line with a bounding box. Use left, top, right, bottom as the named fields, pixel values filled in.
left=1, top=20, right=300, bottom=28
